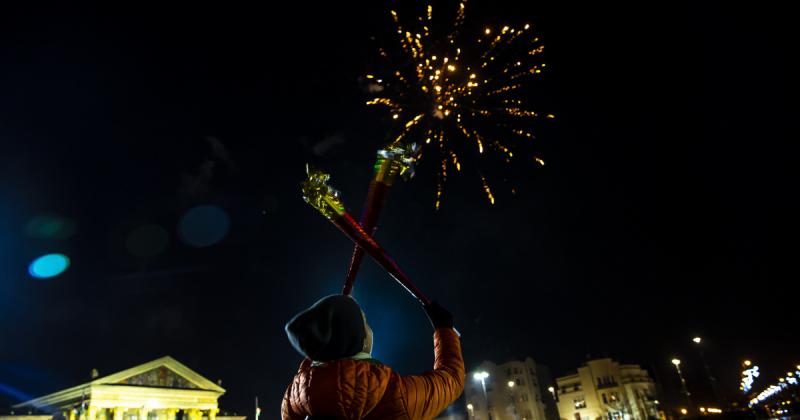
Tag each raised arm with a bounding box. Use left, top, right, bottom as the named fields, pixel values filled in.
left=400, top=302, right=465, bottom=420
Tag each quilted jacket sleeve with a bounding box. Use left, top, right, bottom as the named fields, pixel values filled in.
left=399, top=328, right=465, bottom=419
left=281, top=360, right=309, bottom=420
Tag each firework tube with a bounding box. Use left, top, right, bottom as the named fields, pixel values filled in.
left=341, top=180, right=388, bottom=295
left=335, top=212, right=430, bottom=305
left=303, top=165, right=430, bottom=305
left=342, top=145, right=418, bottom=296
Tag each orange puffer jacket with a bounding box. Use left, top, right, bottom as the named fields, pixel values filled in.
left=281, top=328, right=464, bottom=420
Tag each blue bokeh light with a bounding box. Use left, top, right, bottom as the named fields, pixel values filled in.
left=178, top=205, right=230, bottom=247
left=25, top=215, right=76, bottom=239
left=28, top=254, right=70, bottom=279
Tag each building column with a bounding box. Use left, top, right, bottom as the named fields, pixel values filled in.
left=113, top=408, right=125, bottom=420
left=187, top=409, right=202, bottom=420
left=88, top=406, right=98, bottom=420
left=138, top=408, right=149, bottom=420
left=208, top=408, right=218, bottom=420
left=69, top=409, right=77, bottom=420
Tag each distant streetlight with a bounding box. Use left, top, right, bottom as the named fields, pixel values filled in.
left=473, top=371, right=490, bottom=413
left=547, top=386, right=558, bottom=402
left=474, top=371, right=490, bottom=381
left=671, top=358, right=693, bottom=411
left=680, top=408, right=688, bottom=415
left=692, top=336, right=722, bottom=404
left=507, top=380, right=518, bottom=415
left=744, top=360, right=752, bottom=367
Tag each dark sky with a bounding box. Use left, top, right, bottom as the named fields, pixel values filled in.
left=1, top=0, right=796, bottom=415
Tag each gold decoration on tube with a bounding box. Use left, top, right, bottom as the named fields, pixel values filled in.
left=302, top=165, right=345, bottom=219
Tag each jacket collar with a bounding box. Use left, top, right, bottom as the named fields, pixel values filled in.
left=310, top=351, right=375, bottom=367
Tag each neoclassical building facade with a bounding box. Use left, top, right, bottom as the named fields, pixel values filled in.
left=555, top=358, right=659, bottom=420
left=5, top=357, right=234, bottom=420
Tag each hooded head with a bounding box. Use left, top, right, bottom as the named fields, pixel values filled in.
left=285, top=294, right=372, bottom=361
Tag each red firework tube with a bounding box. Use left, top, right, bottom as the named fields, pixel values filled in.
left=334, top=211, right=431, bottom=306
left=342, top=146, right=418, bottom=296
left=336, top=211, right=462, bottom=336
left=342, top=180, right=390, bottom=295
left=303, top=164, right=429, bottom=305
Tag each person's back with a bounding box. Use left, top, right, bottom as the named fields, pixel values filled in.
left=280, top=295, right=464, bottom=420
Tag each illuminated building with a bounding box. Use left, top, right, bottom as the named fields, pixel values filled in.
left=3, top=357, right=241, bottom=420
left=555, top=358, right=658, bottom=420
left=465, top=358, right=555, bottom=420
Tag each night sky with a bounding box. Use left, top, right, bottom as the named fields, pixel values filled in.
left=1, top=0, right=796, bottom=416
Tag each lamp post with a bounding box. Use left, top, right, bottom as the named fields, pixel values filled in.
left=508, top=381, right=518, bottom=419
left=473, top=371, right=490, bottom=419
left=672, top=358, right=693, bottom=413
left=548, top=386, right=557, bottom=401
left=692, top=336, right=723, bottom=405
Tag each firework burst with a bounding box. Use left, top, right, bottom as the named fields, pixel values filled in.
left=365, top=0, right=552, bottom=208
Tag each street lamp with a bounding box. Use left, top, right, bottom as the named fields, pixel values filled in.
left=507, top=380, right=518, bottom=417
left=548, top=386, right=556, bottom=401
left=671, top=358, right=693, bottom=411
left=744, top=360, right=752, bottom=367
left=473, top=371, right=490, bottom=415
left=474, top=371, right=490, bottom=392
left=692, top=336, right=722, bottom=404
